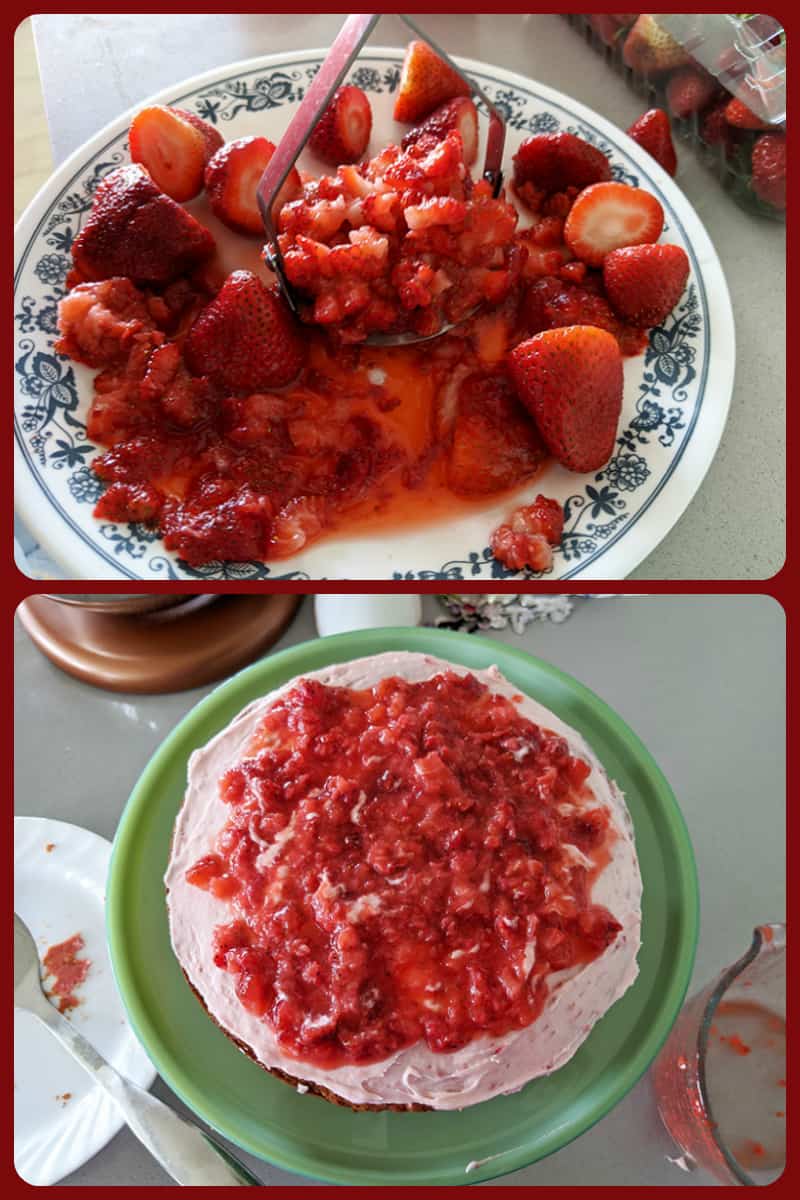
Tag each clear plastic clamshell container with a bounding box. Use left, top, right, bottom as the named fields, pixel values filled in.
left=568, top=14, right=786, bottom=219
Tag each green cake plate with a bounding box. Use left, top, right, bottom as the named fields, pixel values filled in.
left=107, top=627, right=698, bottom=1185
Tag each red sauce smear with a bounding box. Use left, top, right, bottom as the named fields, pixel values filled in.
left=722, top=1033, right=752, bottom=1057
left=186, top=670, right=622, bottom=1068
left=43, top=933, right=91, bottom=1013
left=735, top=1140, right=766, bottom=1168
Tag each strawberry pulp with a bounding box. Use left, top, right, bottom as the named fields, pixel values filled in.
left=277, top=131, right=521, bottom=342
left=186, top=670, right=622, bottom=1067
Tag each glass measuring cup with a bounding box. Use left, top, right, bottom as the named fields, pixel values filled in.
left=653, top=924, right=786, bottom=1185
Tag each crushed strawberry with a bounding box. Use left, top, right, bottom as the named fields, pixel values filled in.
left=94, top=481, right=163, bottom=524
left=401, top=96, right=479, bottom=166
left=192, top=670, right=621, bottom=1065
left=490, top=495, right=564, bottom=572
left=277, top=132, right=519, bottom=342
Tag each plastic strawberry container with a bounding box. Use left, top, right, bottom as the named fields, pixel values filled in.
left=567, top=14, right=786, bottom=220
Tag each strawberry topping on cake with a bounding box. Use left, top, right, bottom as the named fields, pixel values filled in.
left=166, top=653, right=642, bottom=1109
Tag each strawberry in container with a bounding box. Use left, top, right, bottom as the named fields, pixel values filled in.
left=570, top=14, right=786, bottom=218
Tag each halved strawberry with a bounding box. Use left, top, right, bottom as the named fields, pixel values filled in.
left=447, top=371, right=548, bottom=496
left=170, top=108, right=224, bottom=160
left=513, top=132, right=611, bottom=195
left=393, top=40, right=471, bottom=124
left=205, top=136, right=302, bottom=236
left=622, top=15, right=690, bottom=75
left=184, top=269, right=306, bottom=391
left=563, top=182, right=664, bottom=268
left=70, top=164, right=215, bottom=284
left=490, top=495, right=564, bottom=573
left=129, top=106, right=208, bottom=202
left=603, top=243, right=690, bottom=327
left=309, top=85, right=373, bottom=165
left=626, top=109, right=677, bottom=177
left=401, top=96, right=478, bottom=166
left=665, top=67, right=718, bottom=120
left=508, top=326, right=623, bottom=473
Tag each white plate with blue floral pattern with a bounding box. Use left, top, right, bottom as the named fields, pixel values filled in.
left=14, top=49, right=735, bottom=581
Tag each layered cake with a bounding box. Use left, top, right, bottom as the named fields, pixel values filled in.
left=165, top=651, right=642, bottom=1110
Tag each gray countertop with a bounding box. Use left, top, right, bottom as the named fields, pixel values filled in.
left=14, top=593, right=785, bottom=1185
left=25, top=12, right=785, bottom=581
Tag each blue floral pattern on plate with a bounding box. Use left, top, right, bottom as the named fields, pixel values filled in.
left=14, top=53, right=720, bottom=581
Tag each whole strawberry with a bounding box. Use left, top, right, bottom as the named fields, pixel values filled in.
left=626, top=109, right=677, bottom=176
left=700, top=102, right=735, bottom=152
left=750, top=133, right=786, bottom=210
left=309, top=85, right=372, bottom=165
left=401, top=96, right=478, bottom=166
left=603, top=243, right=690, bottom=328
left=184, top=270, right=306, bottom=392
left=665, top=67, right=718, bottom=119
left=508, top=326, right=623, bottom=473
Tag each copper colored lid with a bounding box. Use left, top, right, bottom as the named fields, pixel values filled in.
left=44, top=594, right=186, bottom=615
left=18, top=595, right=303, bottom=694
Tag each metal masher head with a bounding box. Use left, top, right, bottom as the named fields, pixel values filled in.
left=257, top=13, right=508, bottom=346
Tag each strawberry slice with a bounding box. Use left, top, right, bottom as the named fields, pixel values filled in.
left=563, top=182, right=664, bottom=268
left=508, top=326, right=623, bottom=472
left=309, top=85, right=373, bottom=165
left=129, top=106, right=209, bottom=202
left=184, top=269, right=306, bottom=392
left=401, top=96, right=478, bottom=166
left=205, top=136, right=302, bottom=236
left=603, top=243, right=690, bottom=327
left=626, top=109, right=677, bottom=177
left=393, top=40, right=471, bottom=124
